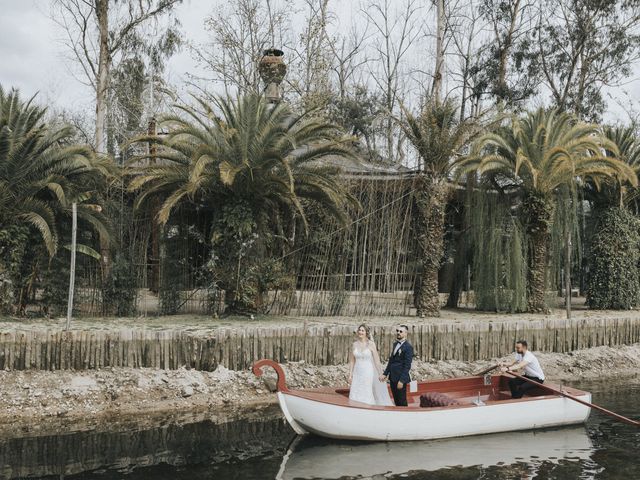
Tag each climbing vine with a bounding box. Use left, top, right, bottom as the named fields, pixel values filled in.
left=587, top=207, right=640, bottom=309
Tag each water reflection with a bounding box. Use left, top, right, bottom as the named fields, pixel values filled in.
left=0, top=407, right=293, bottom=479
left=277, top=427, right=594, bottom=480
left=0, top=378, right=637, bottom=479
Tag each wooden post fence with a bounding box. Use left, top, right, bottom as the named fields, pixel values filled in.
left=0, top=316, right=639, bottom=372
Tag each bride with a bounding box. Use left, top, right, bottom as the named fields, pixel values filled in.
left=348, top=324, right=394, bottom=406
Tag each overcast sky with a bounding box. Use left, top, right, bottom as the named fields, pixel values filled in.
left=0, top=0, right=210, bottom=112
left=1, top=0, right=639, bottom=124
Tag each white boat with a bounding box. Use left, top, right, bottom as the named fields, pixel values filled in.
left=253, top=359, right=592, bottom=441
left=276, top=427, right=594, bottom=480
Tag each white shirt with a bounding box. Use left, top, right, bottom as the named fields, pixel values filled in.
left=393, top=340, right=405, bottom=356
left=515, top=351, right=545, bottom=380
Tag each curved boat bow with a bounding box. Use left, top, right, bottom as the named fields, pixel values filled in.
left=253, top=359, right=307, bottom=435
left=252, top=359, right=289, bottom=392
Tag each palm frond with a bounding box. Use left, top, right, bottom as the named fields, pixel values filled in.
left=128, top=93, right=356, bottom=234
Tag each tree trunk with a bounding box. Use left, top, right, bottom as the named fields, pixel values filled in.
left=95, top=0, right=111, bottom=279
left=432, top=0, right=445, bottom=103
left=95, top=0, right=109, bottom=154
left=495, top=0, right=521, bottom=106
left=527, top=230, right=549, bottom=312
left=413, top=174, right=447, bottom=317
left=523, top=192, right=554, bottom=313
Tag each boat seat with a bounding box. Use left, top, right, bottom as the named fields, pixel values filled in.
left=494, top=391, right=514, bottom=400
left=494, top=389, right=546, bottom=400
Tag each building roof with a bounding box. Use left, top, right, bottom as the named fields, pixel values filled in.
left=305, top=152, right=417, bottom=180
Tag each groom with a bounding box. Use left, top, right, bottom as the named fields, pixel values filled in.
left=380, top=325, right=413, bottom=407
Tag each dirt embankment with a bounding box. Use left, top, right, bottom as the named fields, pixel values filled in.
left=1, top=344, right=638, bottom=438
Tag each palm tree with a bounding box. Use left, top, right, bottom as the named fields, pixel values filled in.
left=399, top=99, right=484, bottom=317
left=0, top=86, right=113, bottom=256
left=594, top=126, right=640, bottom=210
left=129, top=94, right=357, bottom=226
left=128, top=94, right=358, bottom=309
left=456, top=108, right=637, bottom=312
left=0, top=86, right=114, bottom=312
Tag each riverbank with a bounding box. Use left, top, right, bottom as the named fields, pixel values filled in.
left=1, top=343, right=638, bottom=438
left=2, top=299, right=636, bottom=330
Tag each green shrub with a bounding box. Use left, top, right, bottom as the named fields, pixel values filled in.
left=252, top=258, right=294, bottom=313
left=41, top=253, right=70, bottom=316
left=102, top=253, right=137, bottom=316
left=0, top=225, right=29, bottom=313
left=587, top=207, right=640, bottom=309
left=159, top=252, right=184, bottom=316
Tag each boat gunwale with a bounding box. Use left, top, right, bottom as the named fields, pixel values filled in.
left=281, top=374, right=590, bottom=412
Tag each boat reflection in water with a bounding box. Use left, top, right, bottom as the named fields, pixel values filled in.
left=276, top=427, right=594, bottom=480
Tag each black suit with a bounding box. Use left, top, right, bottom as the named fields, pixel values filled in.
left=383, top=340, right=413, bottom=406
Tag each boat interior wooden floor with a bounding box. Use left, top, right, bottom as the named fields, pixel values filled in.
left=289, top=374, right=588, bottom=410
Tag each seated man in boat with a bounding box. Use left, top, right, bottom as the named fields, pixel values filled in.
left=380, top=325, right=413, bottom=407
left=500, top=340, right=545, bottom=399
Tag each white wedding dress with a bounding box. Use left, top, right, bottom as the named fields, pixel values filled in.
left=349, top=346, right=394, bottom=406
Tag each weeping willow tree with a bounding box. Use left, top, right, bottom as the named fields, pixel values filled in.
left=467, top=187, right=527, bottom=312
left=549, top=186, right=584, bottom=302
left=460, top=184, right=583, bottom=313
left=457, top=108, right=636, bottom=312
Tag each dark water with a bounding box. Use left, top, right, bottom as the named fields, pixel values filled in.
left=1, top=379, right=638, bottom=480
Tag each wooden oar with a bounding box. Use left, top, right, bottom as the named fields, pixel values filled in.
left=473, top=363, right=500, bottom=376
left=507, top=371, right=640, bottom=428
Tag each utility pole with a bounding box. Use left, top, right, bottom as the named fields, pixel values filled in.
left=565, top=232, right=572, bottom=319
left=148, top=117, right=160, bottom=293
left=66, top=202, right=78, bottom=330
